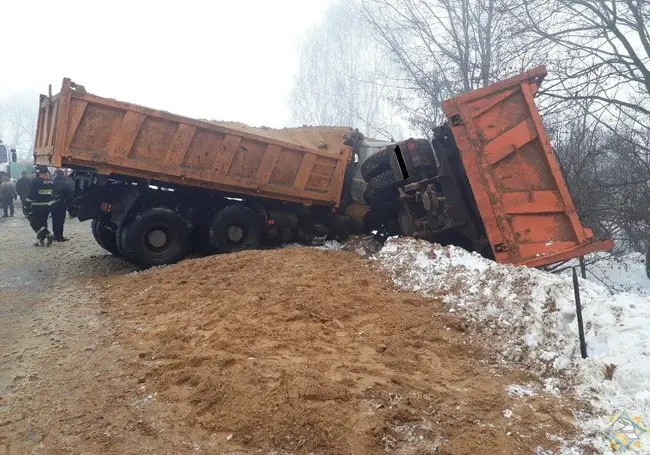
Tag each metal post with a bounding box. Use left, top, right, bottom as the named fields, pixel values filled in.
left=573, top=267, right=588, bottom=359
left=579, top=256, right=587, bottom=279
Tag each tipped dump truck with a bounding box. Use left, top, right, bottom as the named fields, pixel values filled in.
left=360, top=66, right=613, bottom=267
left=34, top=68, right=611, bottom=269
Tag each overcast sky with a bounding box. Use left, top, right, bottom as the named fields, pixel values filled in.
left=1, top=0, right=333, bottom=128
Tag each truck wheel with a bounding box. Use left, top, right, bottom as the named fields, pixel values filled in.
left=121, top=207, right=189, bottom=268
left=91, top=219, right=121, bottom=256
left=209, top=204, right=261, bottom=254
left=363, top=170, right=398, bottom=206
left=330, top=213, right=354, bottom=241
left=91, top=219, right=107, bottom=250
left=360, top=148, right=390, bottom=182
left=115, top=222, right=129, bottom=257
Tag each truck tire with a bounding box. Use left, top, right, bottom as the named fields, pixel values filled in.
left=321, top=213, right=354, bottom=242
left=91, top=219, right=121, bottom=256
left=115, top=222, right=129, bottom=257
left=360, top=148, right=390, bottom=182
left=363, top=170, right=398, bottom=206
left=121, top=207, right=189, bottom=269
left=91, top=219, right=107, bottom=250
left=209, top=204, right=261, bottom=254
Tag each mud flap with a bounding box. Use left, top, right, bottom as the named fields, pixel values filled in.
left=110, top=187, right=140, bottom=226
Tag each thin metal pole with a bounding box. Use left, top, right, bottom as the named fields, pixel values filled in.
left=573, top=267, right=588, bottom=359
left=579, top=256, right=587, bottom=279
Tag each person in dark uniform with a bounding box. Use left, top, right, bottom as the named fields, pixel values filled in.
left=51, top=169, right=74, bottom=242
left=15, top=171, right=32, bottom=217
left=24, top=167, right=55, bottom=247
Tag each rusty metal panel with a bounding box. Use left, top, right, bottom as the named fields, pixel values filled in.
left=442, top=66, right=613, bottom=267
left=34, top=92, right=62, bottom=165
left=34, top=79, right=354, bottom=207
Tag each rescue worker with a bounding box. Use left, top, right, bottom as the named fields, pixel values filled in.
left=0, top=175, right=17, bottom=217
left=51, top=169, right=74, bottom=242
left=24, top=167, right=55, bottom=247
left=15, top=171, right=31, bottom=217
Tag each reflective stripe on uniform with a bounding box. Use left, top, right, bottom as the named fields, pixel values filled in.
left=38, top=189, right=53, bottom=195
left=31, top=201, right=53, bottom=206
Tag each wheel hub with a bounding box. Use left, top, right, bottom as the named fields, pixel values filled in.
left=227, top=225, right=244, bottom=242
left=147, top=229, right=168, bottom=248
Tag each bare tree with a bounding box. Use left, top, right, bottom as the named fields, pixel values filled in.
left=519, top=0, right=650, bottom=142
left=360, top=0, right=544, bottom=134
left=545, top=98, right=650, bottom=253
left=289, top=0, right=405, bottom=140
left=0, top=91, right=39, bottom=161
left=513, top=0, right=650, bottom=251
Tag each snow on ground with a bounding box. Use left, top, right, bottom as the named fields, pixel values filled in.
left=575, top=252, right=650, bottom=296
left=372, top=238, right=650, bottom=454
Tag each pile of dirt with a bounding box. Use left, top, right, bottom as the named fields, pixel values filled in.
left=100, top=247, right=579, bottom=455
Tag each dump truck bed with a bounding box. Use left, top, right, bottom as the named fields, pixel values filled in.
left=34, top=79, right=353, bottom=207
left=442, top=66, right=613, bottom=267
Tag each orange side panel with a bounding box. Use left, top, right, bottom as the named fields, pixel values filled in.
left=442, top=67, right=612, bottom=267
left=33, top=79, right=353, bottom=208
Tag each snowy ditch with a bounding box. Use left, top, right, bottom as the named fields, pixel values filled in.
left=363, top=237, right=650, bottom=454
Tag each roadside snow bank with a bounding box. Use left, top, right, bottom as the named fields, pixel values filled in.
left=373, top=238, right=650, bottom=451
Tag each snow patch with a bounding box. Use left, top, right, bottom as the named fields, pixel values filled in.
left=507, top=384, right=537, bottom=397
left=570, top=253, right=650, bottom=296
left=372, top=237, right=650, bottom=453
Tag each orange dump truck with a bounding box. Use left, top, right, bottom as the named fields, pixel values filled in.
left=34, top=78, right=375, bottom=267
left=360, top=66, right=613, bottom=266
left=34, top=68, right=611, bottom=268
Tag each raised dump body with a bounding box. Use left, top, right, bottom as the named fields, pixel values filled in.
left=441, top=67, right=613, bottom=267
left=364, top=67, right=612, bottom=268
left=34, top=78, right=353, bottom=208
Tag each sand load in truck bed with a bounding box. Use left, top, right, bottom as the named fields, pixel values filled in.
left=206, top=121, right=354, bottom=153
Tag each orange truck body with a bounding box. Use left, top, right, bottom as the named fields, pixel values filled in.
left=34, top=78, right=353, bottom=208
left=442, top=66, right=613, bottom=267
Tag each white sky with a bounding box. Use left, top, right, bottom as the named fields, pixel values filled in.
left=1, top=0, right=333, bottom=128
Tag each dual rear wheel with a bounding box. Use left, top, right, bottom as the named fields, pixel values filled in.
left=91, top=219, right=121, bottom=257
left=91, top=204, right=262, bottom=269
left=118, top=207, right=189, bottom=269
left=208, top=204, right=261, bottom=254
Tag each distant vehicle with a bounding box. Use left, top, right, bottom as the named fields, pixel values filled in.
left=33, top=69, right=612, bottom=269
left=0, top=142, right=6, bottom=164
left=0, top=142, right=19, bottom=179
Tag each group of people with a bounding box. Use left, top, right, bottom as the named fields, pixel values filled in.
left=0, top=166, right=74, bottom=247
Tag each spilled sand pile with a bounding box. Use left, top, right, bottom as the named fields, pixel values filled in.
left=99, top=247, right=578, bottom=455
